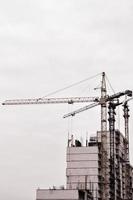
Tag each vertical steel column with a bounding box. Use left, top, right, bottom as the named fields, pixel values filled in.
left=123, top=103, right=130, bottom=162
left=100, top=72, right=109, bottom=200
left=101, top=72, right=107, bottom=135
left=123, top=103, right=132, bottom=200
left=108, top=102, right=116, bottom=200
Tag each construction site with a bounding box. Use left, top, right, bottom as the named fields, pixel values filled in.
left=2, top=72, right=133, bottom=200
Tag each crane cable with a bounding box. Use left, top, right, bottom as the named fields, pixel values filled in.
left=105, top=74, right=115, bottom=94
left=67, top=104, right=73, bottom=136
left=41, top=72, right=101, bottom=143
left=42, top=72, right=102, bottom=98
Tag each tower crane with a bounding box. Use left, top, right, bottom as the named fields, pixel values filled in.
left=2, top=72, right=132, bottom=200
left=123, top=98, right=133, bottom=200
left=123, top=97, right=133, bottom=163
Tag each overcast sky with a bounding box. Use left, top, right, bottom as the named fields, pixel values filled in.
left=0, top=1, right=133, bottom=200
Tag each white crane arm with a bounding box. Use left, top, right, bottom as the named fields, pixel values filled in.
left=2, top=97, right=100, bottom=105
left=63, top=102, right=100, bottom=118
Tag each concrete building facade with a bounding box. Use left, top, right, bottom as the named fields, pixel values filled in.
left=66, top=145, right=99, bottom=199
left=36, top=189, right=93, bottom=200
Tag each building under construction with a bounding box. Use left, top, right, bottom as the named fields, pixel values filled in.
left=2, top=72, right=133, bottom=200
left=36, top=73, right=133, bottom=200
left=36, top=130, right=133, bottom=200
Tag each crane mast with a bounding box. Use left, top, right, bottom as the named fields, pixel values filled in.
left=101, top=72, right=107, bottom=133
left=123, top=97, right=133, bottom=163
left=100, top=72, right=109, bottom=200
left=123, top=98, right=133, bottom=200
left=123, top=102, right=130, bottom=163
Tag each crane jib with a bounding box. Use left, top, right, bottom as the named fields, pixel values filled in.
left=2, top=97, right=100, bottom=105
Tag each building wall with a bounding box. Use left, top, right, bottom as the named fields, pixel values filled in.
left=36, top=189, right=79, bottom=200
left=36, top=189, right=93, bottom=200
left=66, top=146, right=99, bottom=200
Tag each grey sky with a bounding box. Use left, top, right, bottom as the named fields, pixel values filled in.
left=0, top=1, right=133, bottom=200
